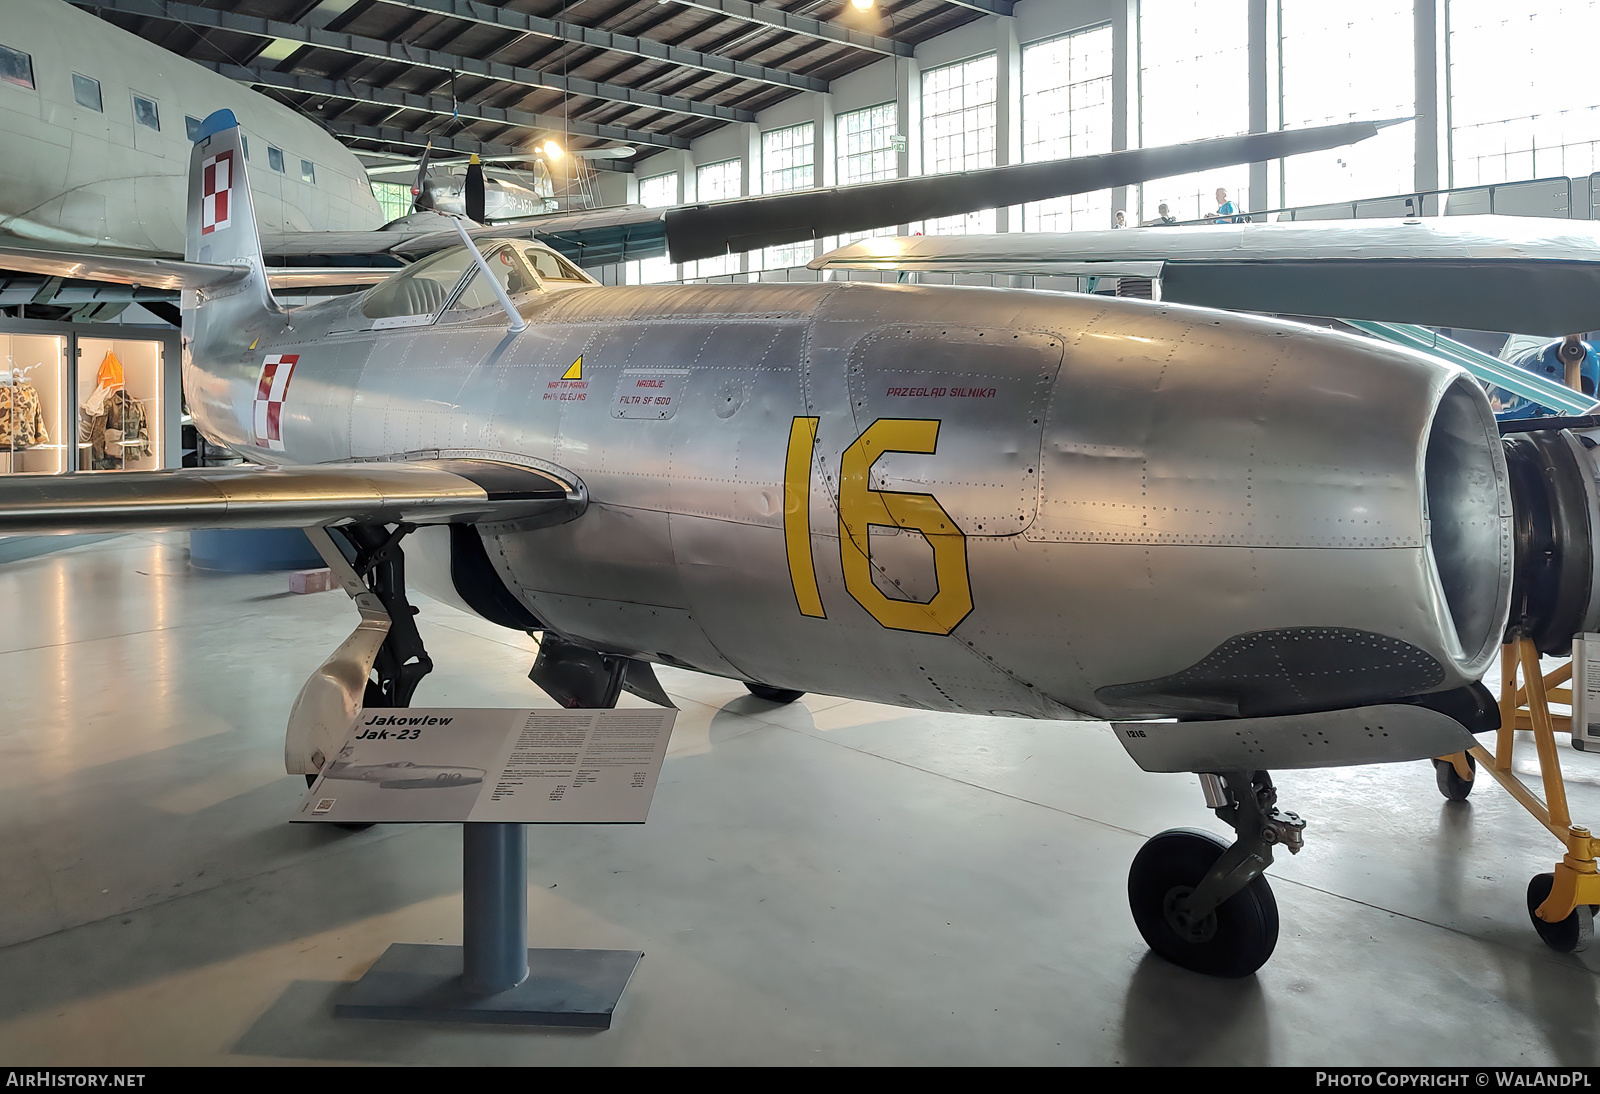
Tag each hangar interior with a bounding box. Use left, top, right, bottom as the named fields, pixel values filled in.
left=2, top=0, right=1600, bottom=1068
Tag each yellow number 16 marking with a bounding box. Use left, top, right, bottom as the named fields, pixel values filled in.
left=784, top=416, right=973, bottom=635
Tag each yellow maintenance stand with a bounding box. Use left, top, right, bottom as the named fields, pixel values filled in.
left=1437, top=637, right=1600, bottom=951
left=1434, top=340, right=1600, bottom=951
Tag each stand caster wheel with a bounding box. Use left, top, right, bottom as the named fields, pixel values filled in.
left=304, top=773, right=374, bottom=832
left=1527, top=873, right=1596, bottom=953
left=1128, top=828, right=1279, bottom=978
left=1432, top=753, right=1476, bottom=801
left=745, top=683, right=804, bottom=704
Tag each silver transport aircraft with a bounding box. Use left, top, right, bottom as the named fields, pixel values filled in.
left=7, top=109, right=1595, bottom=980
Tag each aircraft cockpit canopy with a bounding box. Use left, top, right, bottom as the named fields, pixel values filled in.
left=360, top=240, right=595, bottom=322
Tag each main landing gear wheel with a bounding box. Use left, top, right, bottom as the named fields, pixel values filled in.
left=745, top=683, right=805, bottom=704
left=1432, top=752, right=1477, bottom=801
left=1128, top=828, right=1280, bottom=978
left=1527, top=873, right=1596, bottom=953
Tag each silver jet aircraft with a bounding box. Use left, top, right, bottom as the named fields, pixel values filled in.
left=6, top=109, right=1596, bottom=979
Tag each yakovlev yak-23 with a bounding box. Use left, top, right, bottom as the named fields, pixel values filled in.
left=2, top=110, right=1595, bottom=978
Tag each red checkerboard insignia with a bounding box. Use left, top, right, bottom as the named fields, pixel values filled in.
left=201, top=150, right=234, bottom=236
left=252, top=354, right=298, bottom=451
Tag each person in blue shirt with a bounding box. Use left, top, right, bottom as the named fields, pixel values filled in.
left=1489, top=335, right=1600, bottom=419
left=1212, top=187, right=1244, bottom=223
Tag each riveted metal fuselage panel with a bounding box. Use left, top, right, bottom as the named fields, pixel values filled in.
left=194, top=280, right=1512, bottom=720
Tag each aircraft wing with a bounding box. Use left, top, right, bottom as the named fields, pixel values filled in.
left=0, top=459, right=584, bottom=535
left=664, top=119, right=1405, bottom=264
left=0, top=240, right=395, bottom=290
left=811, top=216, right=1600, bottom=335
left=0, top=241, right=248, bottom=290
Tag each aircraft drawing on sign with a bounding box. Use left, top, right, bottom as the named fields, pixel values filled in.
left=320, top=759, right=486, bottom=792
left=8, top=109, right=1600, bottom=979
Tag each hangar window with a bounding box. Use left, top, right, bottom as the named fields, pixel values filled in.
left=687, top=159, right=741, bottom=278
left=830, top=103, right=898, bottom=250
left=184, top=115, right=201, bottom=141
left=73, top=74, right=102, bottom=112
left=132, top=94, right=159, bottom=131
left=757, top=122, right=815, bottom=269
left=1022, top=25, right=1112, bottom=230
left=627, top=173, right=678, bottom=284
left=371, top=180, right=411, bottom=221
left=0, top=45, right=34, bottom=90
left=1280, top=1, right=1413, bottom=207
left=922, top=54, right=997, bottom=234
left=241, top=134, right=249, bottom=160
left=301, top=160, right=316, bottom=184
left=838, top=103, right=897, bottom=186
left=268, top=146, right=284, bottom=173
left=1138, top=0, right=1249, bottom=223
left=1449, top=0, right=1600, bottom=186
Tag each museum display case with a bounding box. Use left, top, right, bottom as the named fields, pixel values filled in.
left=0, top=323, right=178, bottom=477
left=0, top=332, right=69, bottom=475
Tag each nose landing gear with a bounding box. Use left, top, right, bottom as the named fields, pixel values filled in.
left=1128, top=770, right=1305, bottom=977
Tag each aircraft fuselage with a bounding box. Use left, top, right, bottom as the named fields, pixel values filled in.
left=185, top=278, right=1509, bottom=722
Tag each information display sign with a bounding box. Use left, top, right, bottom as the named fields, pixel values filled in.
left=293, top=707, right=677, bottom=824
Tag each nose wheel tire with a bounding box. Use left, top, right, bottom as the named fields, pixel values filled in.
left=1128, top=828, right=1280, bottom=978
left=745, top=683, right=805, bottom=704
left=1432, top=753, right=1476, bottom=801
left=1527, top=873, right=1596, bottom=953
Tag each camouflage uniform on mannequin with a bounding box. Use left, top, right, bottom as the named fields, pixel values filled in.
left=0, top=380, right=48, bottom=451
left=80, top=351, right=150, bottom=469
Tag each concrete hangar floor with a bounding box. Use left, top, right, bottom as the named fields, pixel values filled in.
left=0, top=533, right=1596, bottom=1067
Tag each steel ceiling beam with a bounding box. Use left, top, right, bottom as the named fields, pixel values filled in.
left=941, top=0, right=1015, bottom=14
left=659, top=1, right=911, bottom=57
left=205, top=61, right=688, bottom=151
left=318, top=120, right=627, bottom=170
left=73, top=0, right=756, bottom=123
left=374, top=0, right=829, bottom=92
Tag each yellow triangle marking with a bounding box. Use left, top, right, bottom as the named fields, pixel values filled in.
left=562, top=356, right=583, bottom=380
left=249, top=338, right=258, bottom=350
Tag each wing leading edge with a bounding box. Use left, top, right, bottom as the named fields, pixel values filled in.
left=812, top=216, right=1600, bottom=335
left=0, top=460, right=584, bottom=535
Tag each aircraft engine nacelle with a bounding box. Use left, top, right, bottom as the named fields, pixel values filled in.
left=953, top=300, right=1522, bottom=723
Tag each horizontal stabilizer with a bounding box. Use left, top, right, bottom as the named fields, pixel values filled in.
left=666, top=118, right=1405, bottom=264
left=0, top=459, right=584, bottom=535
left=813, top=216, right=1600, bottom=335
left=0, top=242, right=247, bottom=290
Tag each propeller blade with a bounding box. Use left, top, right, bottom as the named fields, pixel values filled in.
left=465, top=153, right=486, bottom=224
left=411, top=141, right=434, bottom=212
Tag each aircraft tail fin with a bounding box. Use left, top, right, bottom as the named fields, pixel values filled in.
left=184, top=109, right=278, bottom=344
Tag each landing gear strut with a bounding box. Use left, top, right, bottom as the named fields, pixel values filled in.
left=295, top=522, right=434, bottom=832
left=1128, top=770, right=1305, bottom=977
left=338, top=522, right=433, bottom=709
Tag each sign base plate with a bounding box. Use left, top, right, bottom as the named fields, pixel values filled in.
left=335, top=943, right=643, bottom=1027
